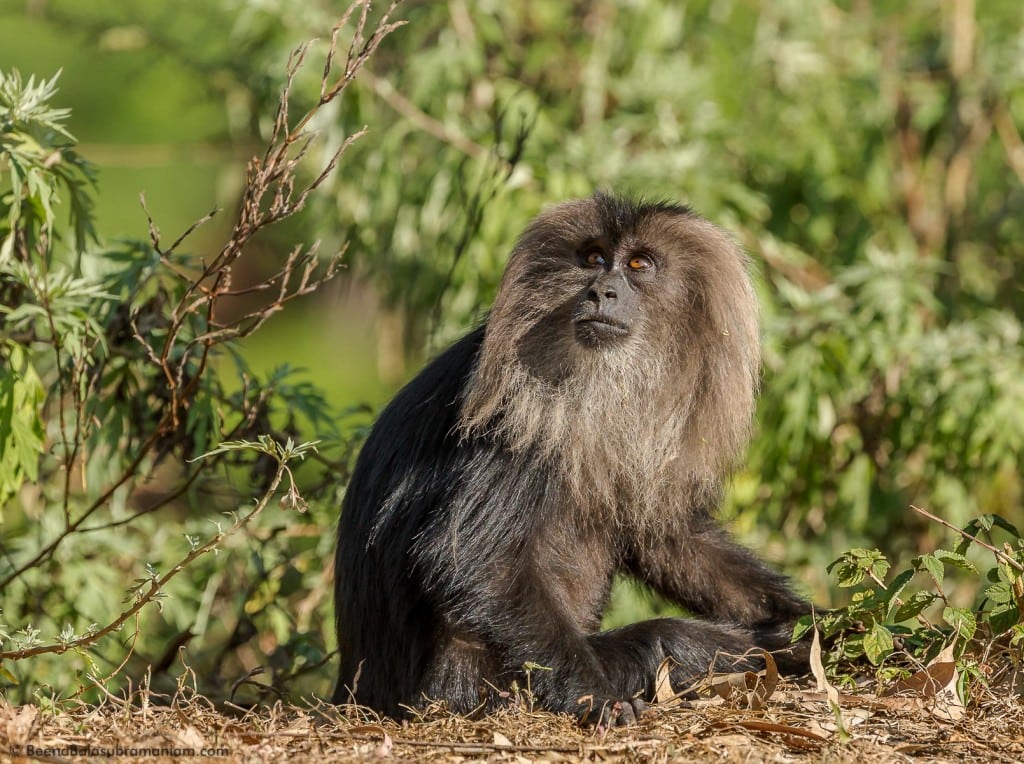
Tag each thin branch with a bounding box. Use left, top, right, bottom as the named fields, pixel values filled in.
left=0, top=0, right=403, bottom=600
left=910, top=504, right=1024, bottom=573
left=364, top=72, right=491, bottom=162
left=0, top=458, right=289, bottom=662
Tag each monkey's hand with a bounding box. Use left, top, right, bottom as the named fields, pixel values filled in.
left=524, top=661, right=648, bottom=727
left=574, top=694, right=648, bottom=729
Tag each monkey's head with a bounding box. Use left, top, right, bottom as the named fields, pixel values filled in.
left=462, top=193, right=760, bottom=522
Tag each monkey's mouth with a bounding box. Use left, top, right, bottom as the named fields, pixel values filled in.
left=574, top=316, right=631, bottom=345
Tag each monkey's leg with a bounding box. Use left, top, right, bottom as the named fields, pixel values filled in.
left=413, top=599, right=648, bottom=726
left=417, top=631, right=498, bottom=715
left=418, top=539, right=646, bottom=726
left=469, top=588, right=649, bottom=727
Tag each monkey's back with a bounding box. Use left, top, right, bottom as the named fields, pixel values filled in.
left=332, top=327, right=486, bottom=714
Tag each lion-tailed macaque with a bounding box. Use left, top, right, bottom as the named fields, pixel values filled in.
left=333, top=193, right=810, bottom=726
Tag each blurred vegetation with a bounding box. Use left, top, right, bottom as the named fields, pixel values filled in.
left=1, top=0, right=1023, bottom=705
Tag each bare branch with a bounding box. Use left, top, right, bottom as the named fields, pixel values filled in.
left=0, top=0, right=403, bottom=590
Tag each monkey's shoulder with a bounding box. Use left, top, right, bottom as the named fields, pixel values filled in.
left=362, top=325, right=484, bottom=456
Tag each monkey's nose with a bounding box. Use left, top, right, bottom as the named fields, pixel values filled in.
left=588, top=286, right=618, bottom=302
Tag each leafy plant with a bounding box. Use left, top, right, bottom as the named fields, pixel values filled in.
left=22, top=3, right=1023, bottom=566
left=0, top=1, right=401, bottom=703
left=802, top=509, right=1024, bottom=700
left=3, top=0, right=1024, bottom=701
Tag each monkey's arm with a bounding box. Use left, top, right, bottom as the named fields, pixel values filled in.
left=624, top=509, right=810, bottom=668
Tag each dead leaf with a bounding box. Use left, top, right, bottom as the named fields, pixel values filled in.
left=879, top=643, right=963, bottom=722
left=709, top=651, right=778, bottom=710
left=374, top=732, right=393, bottom=757
left=927, top=644, right=965, bottom=723
left=492, top=731, right=513, bottom=747
left=809, top=629, right=839, bottom=708
left=761, top=649, right=779, bottom=701
left=654, top=657, right=678, bottom=705
left=883, top=661, right=956, bottom=698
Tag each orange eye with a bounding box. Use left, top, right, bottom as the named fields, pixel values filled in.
left=628, top=255, right=653, bottom=271
left=582, top=249, right=606, bottom=267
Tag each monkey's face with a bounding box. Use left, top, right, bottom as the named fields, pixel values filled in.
left=571, top=236, right=657, bottom=349
left=492, top=197, right=694, bottom=374
left=480, top=194, right=757, bottom=395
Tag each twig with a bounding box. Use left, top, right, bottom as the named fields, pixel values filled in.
left=910, top=504, right=1024, bottom=572
left=0, top=0, right=404, bottom=592
left=0, top=458, right=289, bottom=661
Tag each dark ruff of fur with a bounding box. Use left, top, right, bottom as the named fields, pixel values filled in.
left=333, top=193, right=810, bottom=727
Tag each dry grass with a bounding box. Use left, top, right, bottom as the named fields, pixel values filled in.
left=3, top=676, right=1023, bottom=763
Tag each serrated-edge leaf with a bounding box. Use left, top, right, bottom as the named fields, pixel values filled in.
left=883, top=568, right=915, bottom=617
left=934, top=549, right=978, bottom=574
left=942, top=606, right=978, bottom=640
left=863, top=622, right=894, bottom=665
left=891, top=590, right=936, bottom=622
left=916, top=554, right=945, bottom=586
left=984, top=581, right=1014, bottom=604
left=988, top=605, right=1019, bottom=636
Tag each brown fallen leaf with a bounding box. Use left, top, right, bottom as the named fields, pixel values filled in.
left=710, top=651, right=778, bottom=710
left=883, top=659, right=954, bottom=698
left=654, top=657, right=680, bottom=706
left=882, top=643, right=964, bottom=723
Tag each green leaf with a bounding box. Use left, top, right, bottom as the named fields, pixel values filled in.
left=863, top=622, right=894, bottom=665
left=1010, top=625, right=1024, bottom=648
left=792, top=615, right=816, bottom=642
left=988, top=603, right=1020, bottom=635
left=934, top=549, right=978, bottom=574
left=984, top=581, right=1014, bottom=605
left=0, top=342, right=45, bottom=507
left=882, top=569, right=914, bottom=618
left=828, top=548, right=889, bottom=588
left=942, top=606, right=977, bottom=640
left=829, top=557, right=865, bottom=588
left=891, top=590, right=936, bottom=623
left=0, top=663, right=18, bottom=684
left=915, top=554, right=945, bottom=586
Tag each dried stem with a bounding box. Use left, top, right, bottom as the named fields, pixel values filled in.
left=0, top=0, right=405, bottom=591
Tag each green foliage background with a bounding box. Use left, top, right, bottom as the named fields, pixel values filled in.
left=1, top=0, right=1022, bottom=703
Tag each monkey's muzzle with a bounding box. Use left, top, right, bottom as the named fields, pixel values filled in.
left=574, top=316, right=631, bottom=346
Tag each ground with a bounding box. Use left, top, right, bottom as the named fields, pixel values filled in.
left=3, top=678, right=1023, bottom=763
